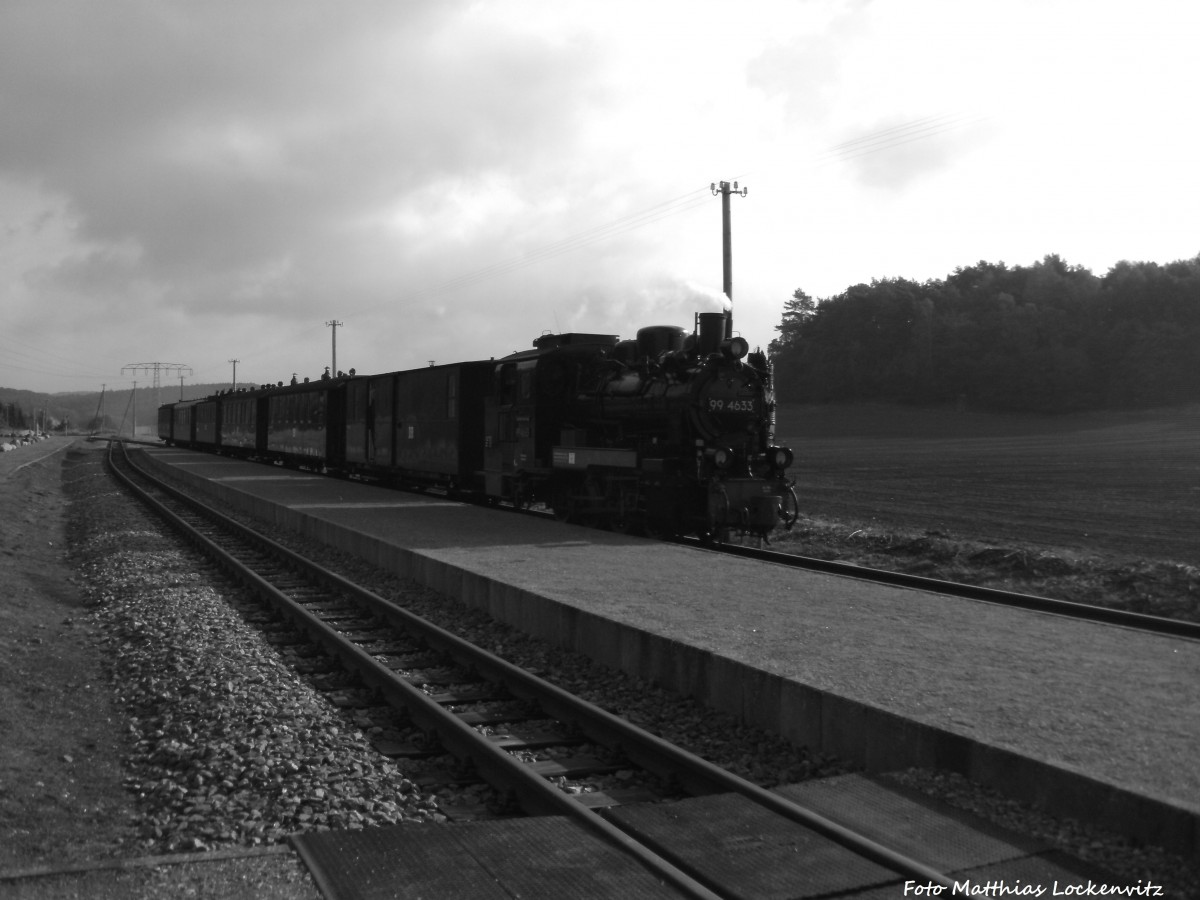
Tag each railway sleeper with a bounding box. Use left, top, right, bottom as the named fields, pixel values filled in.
left=372, top=739, right=442, bottom=759
left=485, top=730, right=584, bottom=751
left=527, top=756, right=626, bottom=779
left=454, top=708, right=537, bottom=727
left=425, top=687, right=509, bottom=704
left=394, top=667, right=473, bottom=685
left=575, top=786, right=662, bottom=808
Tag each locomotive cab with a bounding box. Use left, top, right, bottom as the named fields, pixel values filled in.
left=482, top=332, right=619, bottom=507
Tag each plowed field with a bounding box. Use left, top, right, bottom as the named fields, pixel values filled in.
left=771, top=404, right=1200, bottom=619
left=776, top=403, right=1200, bottom=565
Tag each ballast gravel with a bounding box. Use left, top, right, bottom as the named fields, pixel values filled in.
left=69, top=481, right=441, bottom=853
left=63, top=449, right=1200, bottom=896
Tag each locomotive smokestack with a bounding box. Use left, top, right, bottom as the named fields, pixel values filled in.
left=698, top=313, right=726, bottom=355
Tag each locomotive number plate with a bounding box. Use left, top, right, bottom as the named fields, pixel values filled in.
left=707, top=397, right=758, bottom=413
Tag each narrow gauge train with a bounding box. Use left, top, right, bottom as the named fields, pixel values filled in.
left=158, top=311, right=798, bottom=540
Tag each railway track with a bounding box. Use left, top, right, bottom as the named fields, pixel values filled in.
left=106, top=440, right=983, bottom=897
left=693, top=539, right=1200, bottom=641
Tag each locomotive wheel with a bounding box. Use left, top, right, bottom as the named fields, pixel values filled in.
left=511, top=475, right=537, bottom=511
left=583, top=480, right=609, bottom=528
left=612, top=514, right=641, bottom=536
left=644, top=511, right=681, bottom=540
left=612, top=486, right=642, bottom=535
left=552, top=486, right=575, bottom=522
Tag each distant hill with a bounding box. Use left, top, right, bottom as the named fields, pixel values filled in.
left=0, top=383, right=248, bottom=435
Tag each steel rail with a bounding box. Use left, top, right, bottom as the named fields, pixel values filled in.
left=685, top=538, right=1200, bottom=641
left=113, top=441, right=962, bottom=894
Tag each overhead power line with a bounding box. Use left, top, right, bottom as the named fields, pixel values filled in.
left=0, top=335, right=119, bottom=383
left=815, top=111, right=985, bottom=167
left=122, top=362, right=193, bottom=415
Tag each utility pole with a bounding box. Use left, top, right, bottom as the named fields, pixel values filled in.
left=229, top=359, right=240, bottom=391
left=92, top=385, right=106, bottom=435
left=710, top=180, right=748, bottom=338
left=326, top=320, right=342, bottom=376
left=122, top=362, right=192, bottom=419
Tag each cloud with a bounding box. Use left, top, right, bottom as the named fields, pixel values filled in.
left=1, top=0, right=1196, bottom=393
left=0, top=0, right=620, bottom=377
left=748, top=42, right=838, bottom=128
left=2, top=2, right=601, bottom=264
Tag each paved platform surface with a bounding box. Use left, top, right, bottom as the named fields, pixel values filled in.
left=140, top=447, right=1200, bottom=855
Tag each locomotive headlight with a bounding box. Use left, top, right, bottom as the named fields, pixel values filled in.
left=720, top=337, right=750, bottom=360
left=769, top=446, right=794, bottom=470
left=712, top=446, right=735, bottom=469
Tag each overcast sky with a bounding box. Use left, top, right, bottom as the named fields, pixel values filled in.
left=2, top=0, right=1196, bottom=394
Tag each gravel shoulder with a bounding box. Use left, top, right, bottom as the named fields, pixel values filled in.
left=1, top=441, right=321, bottom=897
left=0, top=439, right=137, bottom=867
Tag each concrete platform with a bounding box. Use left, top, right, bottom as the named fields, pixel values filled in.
left=138, top=447, right=1200, bottom=855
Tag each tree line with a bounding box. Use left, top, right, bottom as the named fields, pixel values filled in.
left=1, top=402, right=31, bottom=430
left=768, top=254, right=1200, bottom=411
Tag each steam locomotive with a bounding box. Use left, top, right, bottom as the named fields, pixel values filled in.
left=158, top=311, right=798, bottom=541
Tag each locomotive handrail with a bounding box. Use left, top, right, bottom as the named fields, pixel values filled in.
left=778, top=482, right=800, bottom=530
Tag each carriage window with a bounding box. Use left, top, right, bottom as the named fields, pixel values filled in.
left=447, top=374, right=458, bottom=419
left=499, top=364, right=517, bottom=405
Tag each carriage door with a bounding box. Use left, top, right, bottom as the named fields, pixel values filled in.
left=484, top=362, right=513, bottom=496
left=484, top=360, right=536, bottom=497
left=373, top=377, right=394, bottom=467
